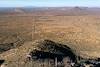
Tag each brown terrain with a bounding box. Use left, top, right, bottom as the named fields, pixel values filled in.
left=0, top=7, right=100, bottom=67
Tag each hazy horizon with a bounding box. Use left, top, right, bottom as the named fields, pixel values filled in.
left=0, top=0, right=100, bottom=7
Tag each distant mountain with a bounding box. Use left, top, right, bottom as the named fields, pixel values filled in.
left=0, top=7, right=100, bottom=16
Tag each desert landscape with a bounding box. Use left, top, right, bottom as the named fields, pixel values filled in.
left=0, top=7, right=100, bottom=67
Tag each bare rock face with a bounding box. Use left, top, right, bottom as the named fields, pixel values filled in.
left=0, top=39, right=99, bottom=67
left=0, top=40, right=76, bottom=67
left=27, top=40, right=77, bottom=67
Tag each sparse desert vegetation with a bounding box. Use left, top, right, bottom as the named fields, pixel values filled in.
left=0, top=7, right=100, bottom=67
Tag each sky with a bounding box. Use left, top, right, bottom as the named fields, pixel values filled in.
left=0, top=0, right=100, bottom=7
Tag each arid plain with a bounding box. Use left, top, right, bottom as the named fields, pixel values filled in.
left=0, top=7, right=100, bottom=67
